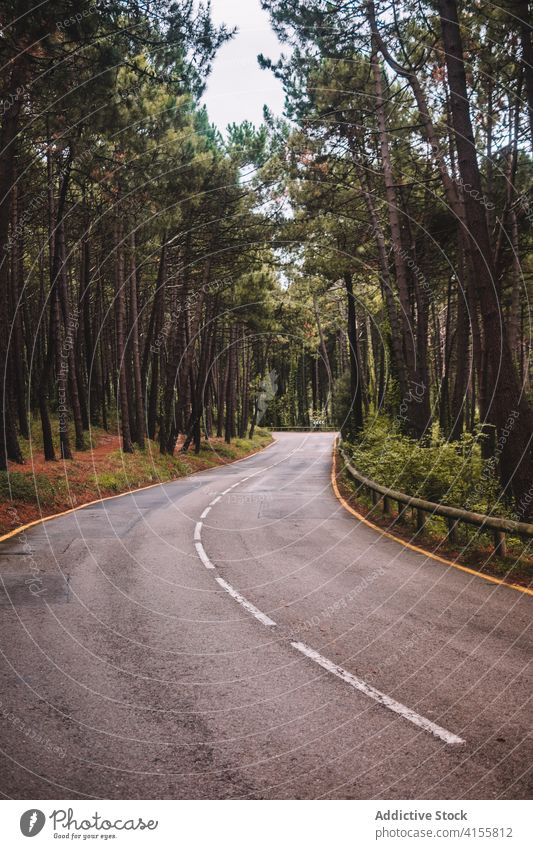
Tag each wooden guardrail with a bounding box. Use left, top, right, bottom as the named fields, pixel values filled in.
left=338, top=443, right=533, bottom=557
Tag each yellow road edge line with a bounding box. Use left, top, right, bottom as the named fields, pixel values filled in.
left=331, top=441, right=533, bottom=599
left=0, top=435, right=277, bottom=545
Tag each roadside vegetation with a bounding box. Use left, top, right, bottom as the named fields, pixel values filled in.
left=343, top=416, right=505, bottom=516
left=339, top=417, right=532, bottom=585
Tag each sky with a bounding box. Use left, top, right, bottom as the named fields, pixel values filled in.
left=202, top=0, right=286, bottom=131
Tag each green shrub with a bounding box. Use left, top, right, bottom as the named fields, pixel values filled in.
left=96, top=472, right=127, bottom=492
left=345, top=415, right=507, bottom=516
left=0, top=471, right=59, bottom=506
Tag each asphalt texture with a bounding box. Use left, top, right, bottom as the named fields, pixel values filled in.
left=0, top=432, right=531, bottom=799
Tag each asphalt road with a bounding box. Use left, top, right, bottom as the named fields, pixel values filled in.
left=0, top=432, right=531, bottom=799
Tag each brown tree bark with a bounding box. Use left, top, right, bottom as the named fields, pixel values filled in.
left=439, top=0, right=533, bottom=510
left=38, top=146, right=74, bottom=461
left=225, top=324, right=236, bottom=443
left=10, top=176, right=29, bottom=439
left=0, top=56, right=28, bottom=467
left=114, top=218, right=133, bottom=454
left=370, top=45, right=430, bottom=438
left=58, top=218, right=84, bottom=451
left=515, top=0, right=533, bottom=150
left=343, top=271, right=364, bottom=438
left=129, top=233, right=145, bottom=448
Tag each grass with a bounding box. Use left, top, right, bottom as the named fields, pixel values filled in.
left=0, top=471, right=63, bottom=507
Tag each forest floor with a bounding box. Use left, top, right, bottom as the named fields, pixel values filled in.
left=0, top=421, right=273, bottom=537
left=337, top=467, right=533, bottom=590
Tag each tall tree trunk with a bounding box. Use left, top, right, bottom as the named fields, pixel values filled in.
left=515, top=0, right=533, bottom=150
left=312, top=294, right=334, bottom=421
left=225, top=324, right=236, bottom=443
left=0, top=57, right=27, bottom=467
left=353, top=154, right=410, bottom=411
left=38, top=146, right=74, bottom=461
left=371, top=45, right=428, bottom=438
left=439, top=0, right=533, bottom=510
left=144, top=241, right=166, bottom=441
left=129, top=233, right=145, bottom=448
left=449, top=284, right=471, bottom=441
left=58, top=218, right=84, bottom=451
left=114, top=218, right=133, bottom=454
left=10, top=176, right=29, bottom=439
left=343, top=271, right=364, bottom=438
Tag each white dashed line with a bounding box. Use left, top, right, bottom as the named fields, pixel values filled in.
left=193, top=445, right=300, bottom=624
left=193, top=439, right=465, bottom=746
left=195, top=541, right=215, bottom=570
left=215, top=576, right=276, bottom=627
left=291, top=641, right=465, bottom=746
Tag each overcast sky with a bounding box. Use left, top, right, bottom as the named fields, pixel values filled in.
left=202, top=0, right=285, bottom=131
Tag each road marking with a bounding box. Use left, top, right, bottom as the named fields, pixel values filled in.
left=331, top=441, right=533, bottom=598
left=291, top=641, right=465, bottom=746
left=0, top=438, right=277, bottom=545
left=195, top=541, right=215, bottom=570
left=196, top=436, right=465, bottom=745
left=194, top=437, right=467, bottom=746
left=194, top=442, right=304, bottom=622
left=215, top=576, right=276, bottom=627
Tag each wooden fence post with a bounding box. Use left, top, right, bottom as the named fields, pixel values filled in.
left=494, top=530, right=507, bottom=558
left=447, top=517, right=459, bottom=543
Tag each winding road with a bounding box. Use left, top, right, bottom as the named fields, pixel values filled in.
left=0, top=432, right=531, bottom=799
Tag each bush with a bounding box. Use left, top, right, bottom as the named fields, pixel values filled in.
left=344, top=415, right=508, bottom=516
left=0, top=471, right=59, bottom=506
left=96, top=472, right=127, bottom=492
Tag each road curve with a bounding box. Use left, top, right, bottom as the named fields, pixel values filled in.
left=0, top=432, right=531, bottom=799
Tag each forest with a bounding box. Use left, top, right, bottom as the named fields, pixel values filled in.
left=1, top=0, right=532, bottom=526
